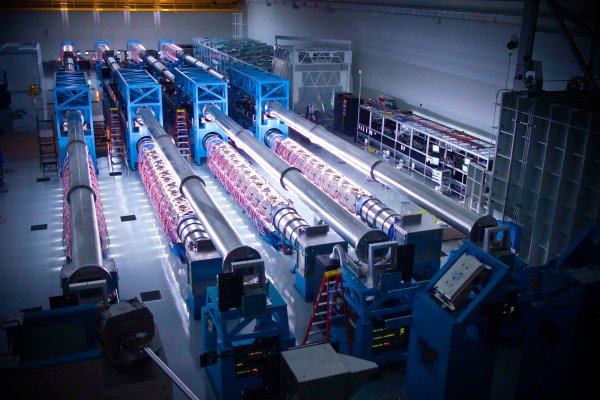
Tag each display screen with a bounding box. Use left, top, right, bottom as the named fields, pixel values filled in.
left=371, top=326, right=410, bottom=353
left=432, top=144, right=440, bottom=153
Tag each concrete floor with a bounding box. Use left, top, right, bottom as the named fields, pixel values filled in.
left=0, top=89, right=463, bottom=399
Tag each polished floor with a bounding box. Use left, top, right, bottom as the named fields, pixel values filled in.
left=0, top=111, right=461, bottom=399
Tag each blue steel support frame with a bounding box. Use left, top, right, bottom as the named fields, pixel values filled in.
left=228, top=64, right=289, bottom=144
left=174, top=67, right=228, bottom=165
left=405, top=241, right=510, bottom=400
left=54, top=71, right=96, bottom=169
left=340, top=267, right=426, bottom=365
left=114, top=69, right=162, bottom=170
left=201, top=284, right=295, bottom=400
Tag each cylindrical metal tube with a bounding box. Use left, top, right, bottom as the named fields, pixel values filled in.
left=181, top=54, right=227, bottom=82
left=267, top=101, right=490, bottom=237
left=143, top=347, right=200, bottom=400
left=105, top=56, right=120, bottom=73
left=143, top=54, right=175, bottom=82
left=204, top=105, right=387, bottom=261
left=265, top=131, right=401, bottom=239
left=205, top=135, right=308, bottom=248
left=65, top=111, right=107, bottom=282
left=162, top=41, right=227, bottom=81
left=138, top=140, right=209, bottom=251
left=64, top=57, right=75, bottom=72
left=137, top=107, right=260, bottom=270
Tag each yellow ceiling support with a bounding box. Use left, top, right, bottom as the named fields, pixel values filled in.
left=2, top=1, right=243, bottom=12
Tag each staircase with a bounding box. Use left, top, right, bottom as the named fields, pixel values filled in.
left=303, top=269, right=352, bottom=353
left=108, top=108, right=124, bottom=165
left=175, top=109, right=191, bottom=160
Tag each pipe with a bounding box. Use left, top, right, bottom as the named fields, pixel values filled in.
left=65, top=111, right=110, bottom=284
left=143, top=53, right=175, bottom=82
left=64, top=57, right=75, bottom=72
left=204, top=105, right=387, bottom=262
left=105, top=55, right=120, bottom=73
left=267, top=101, right=493, bottom=240
left=137, top=139, right=209, bottom=252
left=161, top=42, right=227, bottom=82
left=137, top=107, right=260, bottom=270
left=204, top=135, right=308, bottom=248
left=265, top=131, right=400, bottom=240
left=143, top=347, right=200, bottom=400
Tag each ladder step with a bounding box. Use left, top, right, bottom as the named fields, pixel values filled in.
left=308, top=330, right=326, bottom=336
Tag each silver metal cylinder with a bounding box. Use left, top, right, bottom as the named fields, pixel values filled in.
left=179, top=52, right=228, bottom=82
left=105, top=56, right=120, bottom=73
left=267, top=101, right=490, bottom=237
left=143, top=54, right=175, bottom=82
left=204, top=105, right=387, bottom=261
left=266, top=132, right=400, bottom=239
left=64, top=57, right=75, bottom=72
left=358, top=197, right=400, bottom=239
left=143, top=347, right=200, bottom=400
left=137, top=107, right=260, bottom=270
left=177, top=217, right=210, bottom=251
left=205, top=135, right=308, bottom=248
left=65, top=111, right=108, bottom=283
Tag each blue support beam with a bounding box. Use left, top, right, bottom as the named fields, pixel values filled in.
left=173, top=67, right=228, bottom=165
left=228, top=64, right=289, bottom=144
left=113, top=69, right=162, bottom=169
left=54, top=71, right=95, bottom=169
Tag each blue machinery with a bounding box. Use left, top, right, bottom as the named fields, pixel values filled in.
left=227, top=64, right=289, bottom=143
left=113, top=69, right=162, bottom=169
left=54, top=71, right=96, bottom=169
left=173, top=67, right=227, bottom=164
left=405, top=241, right=510, bottom=399
left=130, top=40, right=229, bottom=166
left=94, top=40, right=163, bottom=170
left=138, top=108, right=295, bottom=400
left=71, top=40, right=599, bottom=398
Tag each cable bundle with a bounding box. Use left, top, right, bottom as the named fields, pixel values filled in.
left=273, top=137, right=372, bottom=214
left=62, top=155, right=110, bottom=260
left=138, top=143, right=203, bottom=248
left=207, top=138, right=288, bottom=236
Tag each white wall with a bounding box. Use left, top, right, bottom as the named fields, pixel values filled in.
left=0, top=11, right=233, bottom=60
left=247, top=2, right=589, bottom=136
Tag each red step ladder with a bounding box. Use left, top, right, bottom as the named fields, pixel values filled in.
left=175, top=109, right=191, bottom=161
left=303, top=269, right=352, bottom=354
left=108, top=108, right=124, bottom=165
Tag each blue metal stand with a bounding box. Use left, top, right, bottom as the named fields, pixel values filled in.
left=405, top=241, right=510, bottom=400
left=54, top=71, right=96, bottom=169
left=228, top=64, right=289, bottom=143
left=113, top=69, right=162, bottom=170
left=339, top=267, right=423, bottom=364
left=201, top=283, right=295, bottom=400
left=173, top=67, right=228, bottom=165
left=515, top=224, right=600, bottom=399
